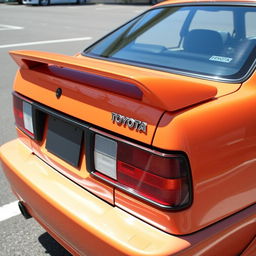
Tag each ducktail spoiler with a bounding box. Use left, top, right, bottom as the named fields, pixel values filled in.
left=10, top=50, right=217, bottom=111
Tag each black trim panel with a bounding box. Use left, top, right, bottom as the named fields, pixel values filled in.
left=46, top=116, right=83, bottom=167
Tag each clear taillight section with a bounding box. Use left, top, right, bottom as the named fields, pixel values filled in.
left=93, top=134, right=192, bottom=209
left=13, top=94, right=35, bottom=138
left=94, top=135, right=117, bottom=179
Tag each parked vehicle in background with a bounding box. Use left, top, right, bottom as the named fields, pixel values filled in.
left=0, top=0, right=255, bottom=255
left=4, top=0, right=22, bottom=4
left=22, top=0, right=86, bottom=6
left=20, top=0, right=165, bottom=6
left=19, top=0, right=163, bottom=6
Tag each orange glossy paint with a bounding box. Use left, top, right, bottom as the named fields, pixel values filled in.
left=156, top=0, right=256, bottom=6
left=1, top=140, right=255, bottom=256
left=150, top=79, right=256, bottom=233
left=0, top=140, right=192, bottom=256
left=241, top=237, right=256, bottom=256
left=11, top=50, right=244, bottom=111
left=9, top=48, right=255, bottom=235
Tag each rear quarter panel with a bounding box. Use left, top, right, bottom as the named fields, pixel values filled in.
left=150, top=73, right=256, bottom=234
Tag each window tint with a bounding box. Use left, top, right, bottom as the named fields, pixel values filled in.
left=85, top=6, right=256, bottom=81
left=245, top=11, right=256, bottom=38
left=189, top=9, right=233, bottom=34
left=135, top=10, right=189, bottom=48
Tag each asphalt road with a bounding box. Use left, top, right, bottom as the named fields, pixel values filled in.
left=0, top=3, right=148, bottom=255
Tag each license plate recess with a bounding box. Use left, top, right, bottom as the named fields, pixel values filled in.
left=46, top=116, right=83, bottom=167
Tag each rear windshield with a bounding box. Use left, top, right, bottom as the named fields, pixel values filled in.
left=84, top=5, right=256, bottom=81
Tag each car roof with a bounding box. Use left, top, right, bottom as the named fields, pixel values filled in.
left=157, top=0, right=256, bottom=7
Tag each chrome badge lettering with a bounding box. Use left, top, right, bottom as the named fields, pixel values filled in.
left=111, top=112, right=147, bottom=133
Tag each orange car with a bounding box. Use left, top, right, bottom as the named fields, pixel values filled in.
left=0, top=0, right=255, bottom=255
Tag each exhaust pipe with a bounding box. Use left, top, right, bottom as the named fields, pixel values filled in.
left=18, top=201, right=32, bottom=219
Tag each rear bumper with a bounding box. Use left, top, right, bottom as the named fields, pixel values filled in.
left=1, top=139, right=255, bottom=256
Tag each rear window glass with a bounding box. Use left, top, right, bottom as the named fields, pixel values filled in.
left=85, top=5, right=256, bottom=81
left=245, top=11, right=256, bottom=38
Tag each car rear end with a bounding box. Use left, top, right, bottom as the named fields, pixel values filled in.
left=1, top=1, right=256, bottom=255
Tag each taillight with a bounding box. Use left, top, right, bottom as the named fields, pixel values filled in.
left=13, top=93, right=45, bottom=141
left=13, top=93, right=35, bottom=138
left=93, top=133, right=192, bottom=209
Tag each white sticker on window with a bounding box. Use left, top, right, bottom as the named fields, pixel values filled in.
left=209, top=56, right=233, bottom=63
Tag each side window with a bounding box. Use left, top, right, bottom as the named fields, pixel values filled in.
left=135, top=10, right=189, bottom=48
left=189, top=9, right=234, bottom=34
left=245, top=12, right=256, bottom=38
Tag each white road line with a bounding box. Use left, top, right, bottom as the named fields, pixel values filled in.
left=134, top=10, right=146, bottom=13
left=0, top=24, right=24, bottom=31
left=96, top=6, right=122, bottom=11
left=0, top=37, right=92, bottom=49
left=0, top=201, right=20, bottom=222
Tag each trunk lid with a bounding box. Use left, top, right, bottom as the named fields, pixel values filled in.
left=11, top=50, right=241, bottom=114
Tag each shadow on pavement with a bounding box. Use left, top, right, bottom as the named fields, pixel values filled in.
left=38, top=232, right=72, bottom=256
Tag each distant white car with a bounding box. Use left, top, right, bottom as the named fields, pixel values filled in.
left=21, top=0, right=163, bottom=6
left=22, top=0, right=86, bottom=5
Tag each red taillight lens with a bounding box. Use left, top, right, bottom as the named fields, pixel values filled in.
left=118, top=142, right=182, bottom=178
left=117, top=161, right=183, bottom=206
left=13, top=94, right=34, bottom=138
left=93, top=134, right=191, bottom=209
